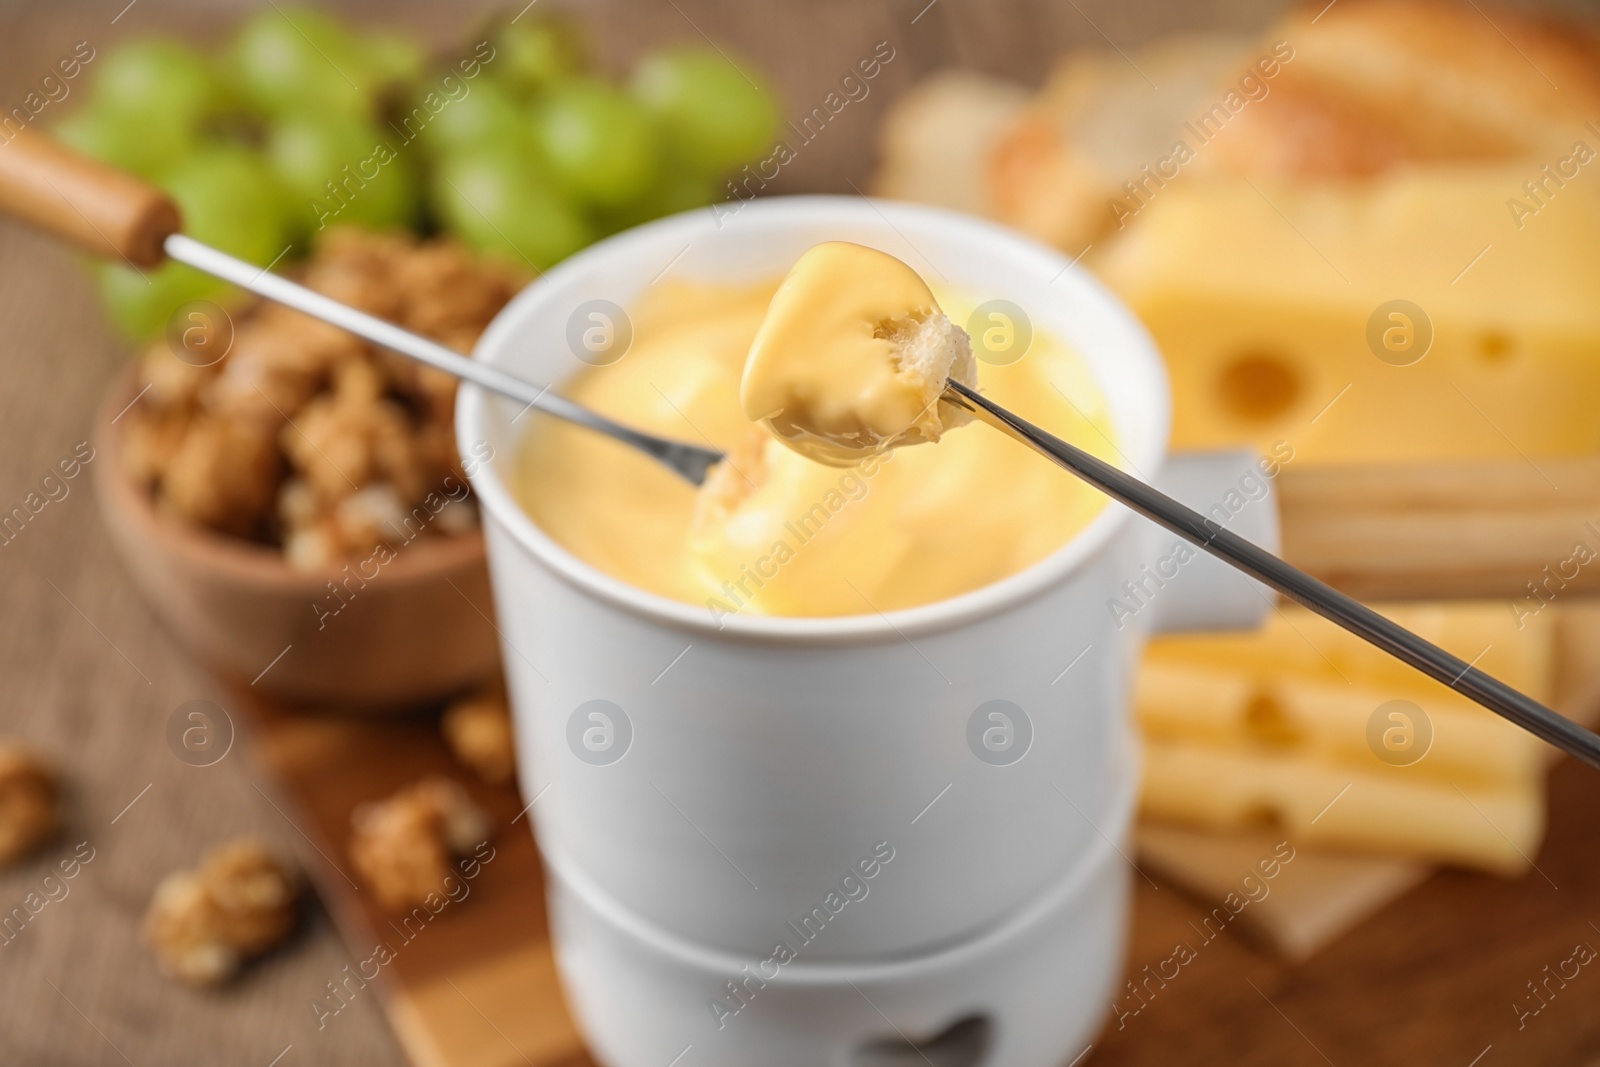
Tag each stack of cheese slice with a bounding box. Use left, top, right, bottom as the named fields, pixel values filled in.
left=1138, top=603, right=1554, bottom=875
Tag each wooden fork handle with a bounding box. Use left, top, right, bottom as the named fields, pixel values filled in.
left=0, top=131, right=179, bottom=268
left=1278, top=456, right=1600, bottom=603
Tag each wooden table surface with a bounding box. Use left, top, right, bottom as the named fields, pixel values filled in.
left=3, top=1, right=1600, bottom=1065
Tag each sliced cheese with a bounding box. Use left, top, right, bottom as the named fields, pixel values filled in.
left=1140, top=739, right=1542, bottom=875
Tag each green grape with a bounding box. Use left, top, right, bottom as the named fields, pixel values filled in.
left=55, top=103, right=192, bottom=181
left=267, top=115, right=418, bottom=238
left=431, top=150, right=592, bottom=271
left=597, top=168, right=717, bottom=235
left=632, top=48, right=779, bottom=176
left=97, top=260, right=228, bottom=341
left=366, top=31, right=426, bottom=88
left=230, top=6, right=374, bottom=118
left=91, top=38, right=220, bottom=129
left=531, top=81, right=658, bottom=208
left=643, top=168, right=718, bottom=214
left=164, top=147, right=291, bottom=264
left=422, top=78, right=530, bottom=157
left=490, top=18, right=586, bottom=96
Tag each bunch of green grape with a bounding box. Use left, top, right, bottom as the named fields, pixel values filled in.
left=55, top=7, right=780, bottom=339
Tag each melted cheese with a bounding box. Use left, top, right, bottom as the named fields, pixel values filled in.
left=516, top=277, right=1116, bottom=618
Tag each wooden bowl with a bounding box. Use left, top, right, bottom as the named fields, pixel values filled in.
left=93, top=373, right=501, bottom=712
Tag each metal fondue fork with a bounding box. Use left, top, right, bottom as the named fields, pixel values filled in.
left=169, top=235, right=1600, bottom=771
left=5, top=129, right=1592, bottom=770
left=941, top=378, right=1600, bottom=771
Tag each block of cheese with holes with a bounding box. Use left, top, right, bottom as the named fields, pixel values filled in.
left=1096, top=165, right=1600, bottom=462
left=1137, top=603, right=1554, bottom=873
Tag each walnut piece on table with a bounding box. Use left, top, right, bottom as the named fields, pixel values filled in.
left=142, top=838, right=301, bottom=986
left=349, top=777, right=492, bottom=912
left=0, top=743, right=60, bottom=867
left=442, top=681, right=517, bottom=786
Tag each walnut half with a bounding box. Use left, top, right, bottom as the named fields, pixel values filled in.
left=0, top=743, right=60, bottom=868
left=142, top=838, right=300, bottom=986
left=441, top=681, right=516, bottom=786
left=349, top=778, right=492, bottom=912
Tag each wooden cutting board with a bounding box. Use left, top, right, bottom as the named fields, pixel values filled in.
left=231, top=604, right=1600, bottom=1067
left=237, top=696, right=596, bottom=1067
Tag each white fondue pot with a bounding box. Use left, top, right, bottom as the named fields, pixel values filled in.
left=459, top=197, right=1276, bottom=1067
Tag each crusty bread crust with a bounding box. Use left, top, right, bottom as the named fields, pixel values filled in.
left=872, top=70, right=1030, bottom=214
left=1211, top=0, right=1600, bottom=177
left=880, top=0, right=1600, bottom=247
left=988, top=35, right=1248, bottom=250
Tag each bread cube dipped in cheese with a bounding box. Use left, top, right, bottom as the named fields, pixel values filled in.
left=741, top=242, right=977, bottom=467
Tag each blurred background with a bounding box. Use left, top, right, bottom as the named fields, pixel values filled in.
left=3, top=0, right=1600, bottom=1065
